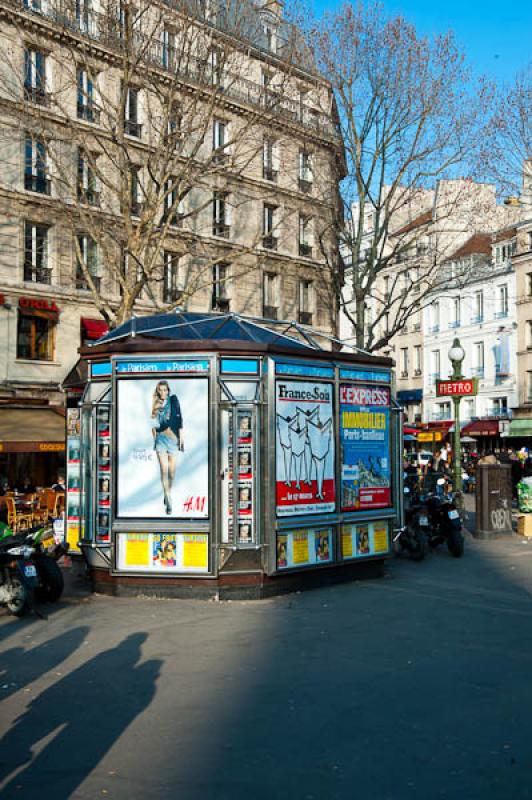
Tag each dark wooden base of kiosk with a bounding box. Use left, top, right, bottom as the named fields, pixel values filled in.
left=90, top=559, right=386, bottom=600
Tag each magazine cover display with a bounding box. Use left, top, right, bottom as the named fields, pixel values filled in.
left=275, top=380, right=335, bottom=516
left=96, top=406, right=111, bottom=542
left=65, top=408, right=82, bottom=553
left=117, top=378, right=209, bottom=518
left=227, top=411, right=254, bottom=544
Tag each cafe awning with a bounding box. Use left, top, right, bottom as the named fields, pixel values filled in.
left=507, top=419, right=532, bottom=438
left=461, top=419, right=500, bottom=437
left=0, top=408, right=65, bottom=452
left=81, top=317, right=109, bottom=341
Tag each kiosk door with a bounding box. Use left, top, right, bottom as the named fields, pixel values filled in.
left=220, top=405, right=258, bottom=547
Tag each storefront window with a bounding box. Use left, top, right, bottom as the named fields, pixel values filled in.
left=17, top=310, right=56, bottom=360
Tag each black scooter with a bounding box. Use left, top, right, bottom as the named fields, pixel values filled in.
left=393, top=485, right=427, bottom=560
left=0, top=538, right=39, bottom=616
left=411, top=477, right=464, bottom=558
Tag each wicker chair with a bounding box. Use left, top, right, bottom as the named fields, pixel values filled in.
left=6, top=497, right=33, bottom=532
left=32, top=491, right=49, bottom=525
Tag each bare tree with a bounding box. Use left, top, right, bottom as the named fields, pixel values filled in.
left=0, top=0, right=313, bottom=327
left=305, top=0, right=493, bottom=351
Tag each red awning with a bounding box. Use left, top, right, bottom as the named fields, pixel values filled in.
left=461, top=420, right=500, bottom=437
left=427, top=420, right=454, bottom=431
left=81, top=318, right=109, bottom=341
left=404, top=425, right=420, bottom=435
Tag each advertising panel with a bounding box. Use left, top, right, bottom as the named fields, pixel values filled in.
left=116, top=532, right=209, bottom=573
left=275, top=380, right=335, bottom=516
left=340, top=384, right=391, bottom=511
left=276, top=527, right=333, bottom=570
left=117, top=377, right=209, bottom=518
left=341, top=521, right=390, bottom=559
left=65, top=408, right=81, bottom=553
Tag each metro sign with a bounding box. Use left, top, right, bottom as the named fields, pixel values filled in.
left=436, top=378, right=478, bottom=397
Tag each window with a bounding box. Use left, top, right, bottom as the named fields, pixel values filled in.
left=383, top=275, right=391, bottom=303
left=124, top=86, right=141, bottom=137
left=400, top=347, right=408, bottom=377
left=298, top=215, right=313, bottom=257
left=161, top=26, right=175, bottom=69
left=162, top=179, right=184, bottom=225
left=298, top=89, right=308, bottom=121
left=414, top=345, right=422, bottom=375
left=497, top=284, right=508, bottom=318
left=24, top=222, right=50, bottom=283
left=212, top=119, right=229, bottom=163
left=474, top=341, right=484, bottom=376
left=167, top=103, right=181, bottom=142
left=130, top=167, right=141, bottom=215
left=528, top=372, right=532, bottom=402
left=77, top=68, right=99, bottom=122
left=76, top=0, right=93, bottom=33
left=163, top=251, right=181, bottom=303
left=17, top=309, right=56, bottom=361
left=412, top=309, right=421, bottom=331
left=212, top=262, right=230, bottom=311
left=298, top=279, right=313, bottom=324
left=212, top=192, right=230, bottom=237
left=262, top=204, right=277, bottom=249
left=451, top=297, right=460, bottom=328
left=527, top=321, right=532, bottom=350
left=527, top=272, right=532, bottom=297
left=24, top=134, right=49, bottom=194
left=76, top=234, right=100, bottom=290
left=263, top=20, right=277, bottom=53
left=474, top=290, right=484, bottom=323
left=436, top=402, right=451, bottom=420
left=430, top=301, right=440, bottom=333
left=464, top=398, right=475, bottom=420
left=491, top=397, right=508, bottom=416
left=298, top=150, right=312, bottom=192
left=263, top=138, right=279, bottom=181
left=431, top=350, right=440, bottom=382
left=24, top=47, right=48, bottom=106
left=78, top=149, right=99, bottom=206
left=263, top=271, right=279, bottom=318
left=210, top=47, right=224, bottom=88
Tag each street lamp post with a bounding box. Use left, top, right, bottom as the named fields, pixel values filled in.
left=448, top=338, right=466, bottom=503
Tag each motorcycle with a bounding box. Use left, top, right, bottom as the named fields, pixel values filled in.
left=411, top=477, right=465, bottom=558
left=393, top=486, right=427, bottom=560
left=0, top=536, right=38, bottom=616
left=0, top=523, right=65, bottom=603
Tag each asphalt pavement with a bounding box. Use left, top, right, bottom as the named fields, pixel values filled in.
left=1, top=521, right=532, bottom=800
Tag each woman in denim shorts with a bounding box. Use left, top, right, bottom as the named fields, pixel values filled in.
left=151, top=380, right=183, bottom=514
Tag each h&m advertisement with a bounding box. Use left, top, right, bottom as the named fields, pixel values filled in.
left=275, top=380, right=335, bottom=516
left=117, top=378, right=209, bottom=518
left=340, top=384, right=391, bottom=511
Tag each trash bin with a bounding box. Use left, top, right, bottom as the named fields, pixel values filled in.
left=474, top=464, right=513, bottom=539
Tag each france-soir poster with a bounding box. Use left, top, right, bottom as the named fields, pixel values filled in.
left=275, top=380, right=336, bottom=516
left=117, top=377, right=209, bottom=518
left=340, top=384, right=391, bottom=510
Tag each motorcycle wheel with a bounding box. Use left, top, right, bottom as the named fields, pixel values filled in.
left=447, top=529, right=464, bottom=558
left=6, top=575, right=33, bottom=617
left=409, top=528, right=427, bottom=561
left=35, top=556, right=64, bottom=603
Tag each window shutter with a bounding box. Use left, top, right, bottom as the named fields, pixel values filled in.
left=272, top=141, right=280, bottom=171
left=306, top=218, right=314, bottom=247
left=225, top=195, right=232, bottom=226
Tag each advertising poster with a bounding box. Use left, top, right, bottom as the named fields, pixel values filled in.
left=276, top=528, right=333, bottom=570
left=117, top=378, right=209, bottom=518
left=275, top=380, right=335, bottom=516
left=340, top=384, right=391, bottom=511
left=117, top=532, right=209, bottom=572
left=341, top=521, right=390, bottom=560
left=65, top=408, right=82, bottom=553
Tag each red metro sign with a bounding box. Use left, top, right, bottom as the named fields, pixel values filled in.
left=436, top=378, right=478, bottom=397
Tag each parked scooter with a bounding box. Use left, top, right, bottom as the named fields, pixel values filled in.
left=409, top=477, right=464, bottom=558
left=0, top=536, right=38, bottom=616
left=393, top=486, right=427, bottom=560
left=0, top=523, right=65, bottom=603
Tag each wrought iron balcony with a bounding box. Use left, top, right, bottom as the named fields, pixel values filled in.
left=213, top=223, right=230, bottom=238
left=298, top=311, right=312, bottom=325
left=262, top=167, right=278, bottom=182
left=298, top=177, right=312, bottom=193
left=77, top=103, right=101, bottom=124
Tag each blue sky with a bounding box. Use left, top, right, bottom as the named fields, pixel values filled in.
left=309, top=0, right=531, bottom=83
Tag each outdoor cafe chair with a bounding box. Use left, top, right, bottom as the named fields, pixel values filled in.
left=6, top=496, right=33, bottom=533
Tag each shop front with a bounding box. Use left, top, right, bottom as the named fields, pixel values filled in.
left=0, top=406, right=65, bottom=489
left=66, top=312, right=399, bottom=598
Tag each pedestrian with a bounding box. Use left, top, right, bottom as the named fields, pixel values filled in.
left=52, top=475, right=65, bottom=491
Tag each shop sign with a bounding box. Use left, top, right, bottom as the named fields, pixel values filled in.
left=436, top=378, right=478, bottom=397
left=19, top=297, right=60, bottom=313
left=275, top=362, right=335, bottom=379
left=39, top=442, right=64, bottom=451
left=339, top=368, right=391, bottom=384
left=339, top=384, right=391, bottom=511
left=275, top=380, right=335, bottom=516
left=116, top=376, right=209, bottom=519
left=418, top=432, right=442, bottom=442
left=115, top=360, right=209, bottom=374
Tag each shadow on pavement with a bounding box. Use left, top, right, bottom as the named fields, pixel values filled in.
left=0, top=632, right=161, bottom=799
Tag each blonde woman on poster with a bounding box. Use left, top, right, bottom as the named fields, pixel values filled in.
left=151, top=380, right=184, bottom=514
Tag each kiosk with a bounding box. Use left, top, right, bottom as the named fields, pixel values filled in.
left=65, top=312, right=400, bottom=598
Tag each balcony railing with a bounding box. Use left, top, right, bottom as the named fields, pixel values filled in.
left=23, top=85, right=50, bottom=106
left=24, top=174, right=51, bottom=194
left=213, top=223, right=230, bottom=238
left=448, top=320, right=461, bottom=329
left=471, top=314, right=484, bottom=324
left=494, top=310, right=508, bottom=320
left=262, top=234, right=278, bottom=250
left=78, top=188, right=101, bottom=207
left=298, top=311, right=313, bottom=325
left=11, top=0, right=340, bottom=142
left=212, top=296, right=230, bottom=312
left=124, top=119, right=142, bottom=138
left=485, top=408, right=510, bottom=418
left=428, top=324, right=440, bottom=334
left=471, top=367, right=485, bottom=378
left=298, top=178, right=312, bottom=193
left=432, top=411, right=452, bottom=421
left=23, top=263, right=51, bottom=284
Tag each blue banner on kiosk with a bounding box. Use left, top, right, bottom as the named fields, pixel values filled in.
left=115, top=360, right=210, bottom=374
left=275, top=362, right=334, bottom=379
left=339, top=368, right=391, bottom=383
left=91, top=362, right=112, bottom=377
